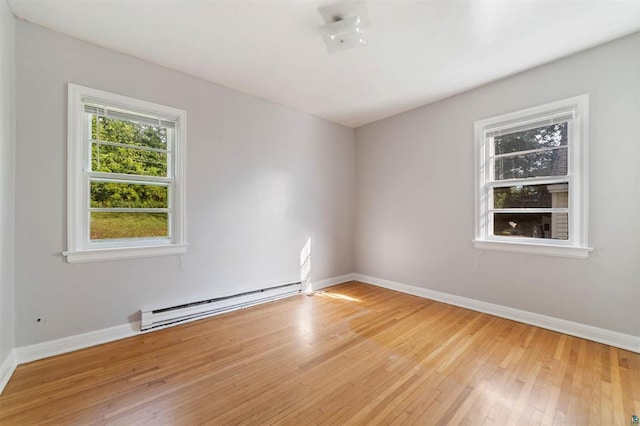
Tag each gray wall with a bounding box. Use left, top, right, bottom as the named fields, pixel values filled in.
left=0, top=0, right=15, bottom=363
left=11, top=18, right=639, bottom=348
left=355, top=33, right=640, bottom=337
left=14, top=21, right=354, bottom=347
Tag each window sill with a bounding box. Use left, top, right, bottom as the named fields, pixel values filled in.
left=473, top=240, right=592, bottom=258
left=63, top=244, right=188, bottom=263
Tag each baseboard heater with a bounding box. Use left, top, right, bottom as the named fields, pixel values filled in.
left=141, top=281, right=303, bottom=331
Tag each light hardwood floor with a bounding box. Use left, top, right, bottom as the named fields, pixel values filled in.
left=1, top=281, right=638, bottom=425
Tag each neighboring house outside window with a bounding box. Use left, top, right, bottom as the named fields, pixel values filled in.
left=64, top=84, right=187, bottom=263
left=474, top=95, right=590, bottom=258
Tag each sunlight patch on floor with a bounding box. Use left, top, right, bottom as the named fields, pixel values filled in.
left=314, top=291, right=361, bottom=303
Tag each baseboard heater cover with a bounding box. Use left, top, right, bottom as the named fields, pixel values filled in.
left=141, top=281, right=302, bottom=331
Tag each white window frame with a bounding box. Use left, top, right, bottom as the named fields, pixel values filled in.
left=474, top=94, right=591, bottom=258
left=64, top=84, right=187, bottom=263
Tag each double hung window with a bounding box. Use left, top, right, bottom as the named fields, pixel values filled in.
left=65, top=84, right=187, bottom=263
left=474, top=95, right=590, bottom=258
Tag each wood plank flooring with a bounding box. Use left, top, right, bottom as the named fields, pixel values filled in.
left=1, top=281, right=638, bottom=424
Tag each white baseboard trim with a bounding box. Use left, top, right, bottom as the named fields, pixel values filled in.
left=12, top=273, right=358, bottom=365
left=310, top=273, right=356, bottom=291
left=354, top=273, right=640, bottom=354
left=0, top=349, right=17, bottom=395
left=17, top=271, right=633, bottom=369
left=16, top=321, right=142, bottom=365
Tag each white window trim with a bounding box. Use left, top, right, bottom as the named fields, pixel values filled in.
left=64, top=84, right=187, bottom=263
left=473, top=94, right=591, bottom=258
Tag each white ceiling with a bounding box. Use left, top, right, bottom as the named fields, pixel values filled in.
left=8, top=0, right=640, bottom=128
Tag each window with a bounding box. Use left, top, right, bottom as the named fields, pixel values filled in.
left=474, top=95, right=590, bottom=258
left=64, top=84, right=187, bottom=263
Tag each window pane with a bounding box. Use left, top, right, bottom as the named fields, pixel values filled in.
left=494, top=122, right=567, bottom=155
left=90, top=212, right=168, bottom=240
left=494, top=147, right=567, bottom=180
left=90, top=182, right=168, bottom=208
left=91, top=115, right=168, bottom=149
left=92, top=143, right=167, bottom=176
left=493, top=213, right=568, bottom=240
left=493, top=183, right=569, bottom=209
